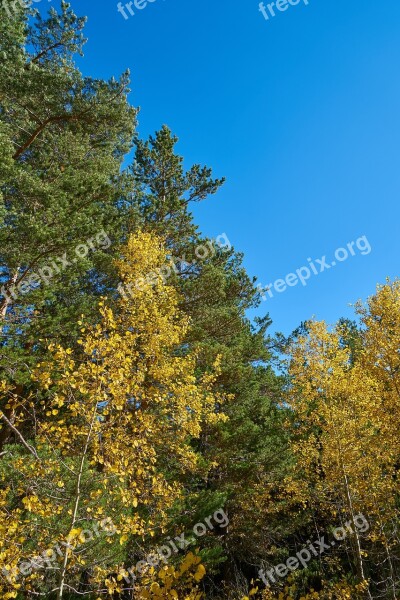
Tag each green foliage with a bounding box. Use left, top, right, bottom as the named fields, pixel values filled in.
left=0, top=1, right=136, bottom=385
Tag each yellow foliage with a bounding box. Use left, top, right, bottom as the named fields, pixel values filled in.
left=0, top=232, right=226, bottom=598
left=285, top=279, right=400, bottom=595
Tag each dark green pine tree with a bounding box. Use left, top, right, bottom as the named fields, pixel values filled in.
left=133, top=124, right=225, bottom=252
left=0, top=2, right=137, bottom=449
left=129, top=126, right=289, bottom=595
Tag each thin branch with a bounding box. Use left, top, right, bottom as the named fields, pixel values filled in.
left=0, top=412, right=39, bottom=459
left=30, top=42, right=64, bottom=65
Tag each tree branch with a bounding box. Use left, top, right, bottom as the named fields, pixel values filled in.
left=0, top=412, right=39, bottom=459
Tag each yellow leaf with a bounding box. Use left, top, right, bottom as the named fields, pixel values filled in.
left=193, top=563, right=206, bottom=582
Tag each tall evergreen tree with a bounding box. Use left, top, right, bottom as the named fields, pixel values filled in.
left=130, top=127, right=288, bottom=596
left=0, top=2, right=136, bottom=451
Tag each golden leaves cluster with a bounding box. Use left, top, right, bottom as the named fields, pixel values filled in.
left=0, top=231, right=226, bottom=598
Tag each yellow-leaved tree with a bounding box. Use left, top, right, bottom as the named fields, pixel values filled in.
left=0, top=232, right=225, bottom=599
left=284, top=279, right=400, bottom=600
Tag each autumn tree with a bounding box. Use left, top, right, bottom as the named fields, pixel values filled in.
left=284, top=280, right=400, bottom=599
left=0, top=231, right=225, bottom=599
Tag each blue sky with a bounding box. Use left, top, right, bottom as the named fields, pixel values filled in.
left=52, top=0, right=400, bottom=334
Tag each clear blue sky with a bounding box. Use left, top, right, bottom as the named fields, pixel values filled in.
left=52, top=0, right=400, bottom=334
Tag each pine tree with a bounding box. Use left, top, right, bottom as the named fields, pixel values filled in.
left=131, top=127, right=288, bottom=595
left=0, top=2, right=136, bottom=451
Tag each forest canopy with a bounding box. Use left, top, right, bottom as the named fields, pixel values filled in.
left=0, top=3, right=399, bottom=599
